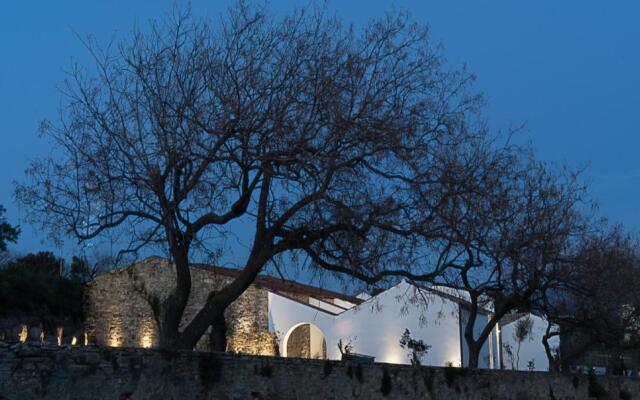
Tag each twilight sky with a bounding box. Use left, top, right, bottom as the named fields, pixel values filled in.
left=1, top=0, right=639, bottom=259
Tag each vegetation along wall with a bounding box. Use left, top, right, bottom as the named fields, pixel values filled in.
left=2, top=342, right=640, bottom=400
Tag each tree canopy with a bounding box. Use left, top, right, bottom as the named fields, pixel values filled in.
left=0, top=252, right=84, bottom=325
left=14, top=2, right=605, bottom=361
left=537, top=226, right=640, bottom=371
left=15, top=3, right=502, bottom=350
left=0, top=205, right=19, bottom=252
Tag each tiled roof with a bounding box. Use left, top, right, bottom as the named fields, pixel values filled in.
left=129, top=256, right=363, bottom=305
left=190, top=263, right=363, bottom=305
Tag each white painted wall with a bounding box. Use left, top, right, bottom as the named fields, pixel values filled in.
left=500, top=314, right=558, bottom=371
left=269, top=281, right=500, bottom=368
left=268, top=292, right=336, bottom=358
left=331, top=281, right=464, bottom=367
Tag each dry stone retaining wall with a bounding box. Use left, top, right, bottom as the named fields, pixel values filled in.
left=1, top=342, right=640, bottom=400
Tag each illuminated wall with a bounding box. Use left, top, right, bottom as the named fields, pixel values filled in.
left=500, top=313, right=557, bottom=371
left=86, top=258, right=505, bottom=368
left=85, top=257, right=273, bottom=354
left=269, top=281, right=498, bottom=368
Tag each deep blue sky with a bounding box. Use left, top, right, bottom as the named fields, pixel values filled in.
left=1, top=0, right=639, bottom=259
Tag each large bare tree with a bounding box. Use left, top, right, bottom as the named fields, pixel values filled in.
left=408, top=147, right=589, bottom=368
left=538, top=226, right=640, bottom=372
left=15, top=3, right=492, bottom=350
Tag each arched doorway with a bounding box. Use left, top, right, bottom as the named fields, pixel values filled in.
left=283, top=323, right=327, bottom=359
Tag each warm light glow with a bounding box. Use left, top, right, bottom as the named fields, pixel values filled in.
left=445, top=351, right=462, bottom=368
left=108, top=323, right=123, bottom=347
left=39, top=330, right=44, bottom=343
left=84, top=332, right=89, bottom=346
left=381, top=345, right=405, bottom=364
left=56, top=327, right=64, bottom=346
left=18, top=325, right=28, bottom=343
left=71, top=336, right=77, bottom=346
left=108, top=330, right=122, bottom=347
left=137, top=317, right=156, bottom=349
left=140, top=335, right=152, bottom=349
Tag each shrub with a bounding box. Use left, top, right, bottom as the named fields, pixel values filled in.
left=0, top=257, right=84, bottom=325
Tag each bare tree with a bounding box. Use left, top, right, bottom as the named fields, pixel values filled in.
left=69, top=253, right=113, bottom=281
left=15, top=3, right=490, bottom=350
left=503, top=316, right=534, bottom=370
left=538, top=226, right=640, bottom=373
left=409, top=148, right=589, bottom=368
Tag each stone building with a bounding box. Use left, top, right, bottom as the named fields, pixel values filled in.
left=85, top=256, right=555, bottom=370
left=84, top=256, right=361, bottom=357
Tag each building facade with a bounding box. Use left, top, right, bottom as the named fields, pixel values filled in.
left=85, top=256, right=552, bottom=370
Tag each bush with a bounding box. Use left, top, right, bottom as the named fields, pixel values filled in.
left=0, top=258, right=84, bottom=325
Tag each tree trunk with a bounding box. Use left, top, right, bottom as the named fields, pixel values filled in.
left=462, top=306, right=508, bottom=369
left=542, top=324, right=560, bottom=372
left=463, top=309, right=481, bottom=368
left=177, top=236, right=273, bottom=349
left=157, top=294, right=187, bottom=349
left=158, top=322, right=179, bottom=349
left=157, top=239, right=192, bottom=349
left=462, top=296, right=481, bottom=368
left=467, top=343, right=481, bottom=369
left=209, top=314, right=227, bottom=352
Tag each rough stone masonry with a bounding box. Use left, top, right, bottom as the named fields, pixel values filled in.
left=83, top=256, right=363, bottom=357
left=84, top=257, right=276, bottom=355
left=1, top=342, right=640, bottom=400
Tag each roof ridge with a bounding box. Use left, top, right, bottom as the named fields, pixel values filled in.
left=191, top=263, right=362, bottom=304
left=131, top=256, right=362, bottom=304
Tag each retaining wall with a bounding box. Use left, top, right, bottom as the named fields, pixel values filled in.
left=1, top=342, right=639, bottom=399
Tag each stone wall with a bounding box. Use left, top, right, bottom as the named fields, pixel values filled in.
left=287, top=323, right=311, bottom=358
left=2, top=343, right=640, bottom=400
left=84, top=257, right=275, bottom=355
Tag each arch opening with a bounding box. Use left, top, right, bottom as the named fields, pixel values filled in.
left=282, top=323, right=327, bottom=359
